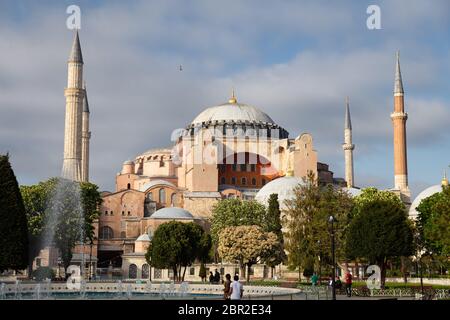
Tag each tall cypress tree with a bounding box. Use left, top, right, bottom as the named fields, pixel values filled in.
left=0, top=154, right=29, bottom=271
left=265, top=193, right=283, bottom=240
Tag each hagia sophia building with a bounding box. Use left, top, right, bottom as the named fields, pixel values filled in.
left=36, top=31, right=447, bottom=280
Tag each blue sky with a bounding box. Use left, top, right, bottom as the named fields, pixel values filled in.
left=0, top=0, right=449, bottom=198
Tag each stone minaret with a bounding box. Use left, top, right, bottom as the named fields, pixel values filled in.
left=342, top=97, right=355, bottom=188
left=62, top=31, right=85, bottom=181
left=391, top=51, right=409, bottom=193
left=81, top=82, right=91, bottom=182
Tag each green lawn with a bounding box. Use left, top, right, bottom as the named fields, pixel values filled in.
left=351, top=281, right=450, bottom=290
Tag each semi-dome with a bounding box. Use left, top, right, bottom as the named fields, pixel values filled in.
left=139, top=180, right=176, bottom=192
left=136, top=233, right=151, bottom=242
left=255, top=176, right=305, bottom=210
left=151, top=207, right=194, bottom=220
left=409, top=184, right=443, bottom=220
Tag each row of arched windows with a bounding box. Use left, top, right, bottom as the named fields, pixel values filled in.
left=128, top=264, right=150, bottom=279
left=220, top=177, right=266, bottom=186
left=146, top=189, right=177, bottom=205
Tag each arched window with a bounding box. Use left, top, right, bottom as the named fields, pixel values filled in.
left=142, top=264, right=150, bottom=279
left=159, top=189, right=166, bottom=204
left=251, top=178, right=256, bottom=186
left=231, top=177, right=236, bottom=185
left=171, top=193, right=177, bottom=206
left=127, top=183, right=131, bottom=189
left=262, top=179, right=266, bottom=186
left=220, top=177, right=226, bottom=185
left=100, top=226, right=113, bottom=240
left=241, top=177, right=247, bottom=185
left=129, top=264, right=137, bottom=279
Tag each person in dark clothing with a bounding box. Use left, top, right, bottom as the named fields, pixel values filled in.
left=214, top=269, right=221, bottom=283
left=335, top=276, right=342, bottom=290
left=223, top=274, right=231, bottom=299
left=209, top=272, right=214, bottom=283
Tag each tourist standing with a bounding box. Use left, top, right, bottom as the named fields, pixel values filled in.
left=209, top=271, right=214, bottom=284
left=230, top=275, right=244, bottom=300
left=223, top=274, right=231, bottom=300
left=344, top=271, right=353, bottom=297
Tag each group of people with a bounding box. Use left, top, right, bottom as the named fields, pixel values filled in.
left=208, top=269, right=221, bottom=284
left=208, top=269, right=244, bottom=300
left=223, top=274, right=244, bottom=300
left=311, top=270, right=353, bottom=297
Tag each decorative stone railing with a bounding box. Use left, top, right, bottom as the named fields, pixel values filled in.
left=0, top=281, right=301, bottom=300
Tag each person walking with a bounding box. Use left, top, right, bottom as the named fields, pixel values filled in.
left=223, top=274, right=231, bottom=300
left=209, top=271, right=214, bottom=284
left=344, top=270, right=353, bottom=297
left=230, top=275, right=244, bottom=300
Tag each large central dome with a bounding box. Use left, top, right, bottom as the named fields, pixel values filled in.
left=192, top=102, right=275, bottom=125
left=184, top=93, right=289, bottom=139
left=191, top=94, right=275, bottom=125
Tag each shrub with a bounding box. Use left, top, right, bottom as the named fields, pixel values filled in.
left=32, top=266, right=55, bottom=281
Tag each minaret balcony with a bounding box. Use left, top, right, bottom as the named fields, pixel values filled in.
left=390, top=112, right=408, bottom=121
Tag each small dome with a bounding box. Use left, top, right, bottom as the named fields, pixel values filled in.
left=123, top=160, right=134, bottom=165
left=139, top=179, right=176, bottom=192
left=191, top=103, right=275, bottom=125
left=409, top=185, right=443, bottom=220
left=151, top=207, right=194, bottom=220
left=255, top=176, right=305, bottom=209
left=136, top=233, right=151, bottom=242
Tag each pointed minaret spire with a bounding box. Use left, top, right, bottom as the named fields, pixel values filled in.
left=345, top=96, right=352, bottom=130
left=391, top=51, right=409, bottom=198
left=69, top=30, right=83, bottom=63
left=62, top=31, right=85, bottom=181
left=81, top=82, right=91, bottom=182
left=394, top=51, right=403, bottom=95
left=343, top=97, right=355, bottom=188
left=83, top=82, right=90, bottom=113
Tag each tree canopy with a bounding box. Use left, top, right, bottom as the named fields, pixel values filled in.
left=284, top=172, right=354, bottom=276
left=345, top=187, right=414, bottom=286
left=20, top=177, right=102, bottom=273
left=218, top=225, right=278, bottom=282
left=210, top=198, right=267, bottom=243
left=416, top=186, right=450, bottom=256
left=146, top=221, right=211, bottom=281
left=0, top=154, right=29, bottom=272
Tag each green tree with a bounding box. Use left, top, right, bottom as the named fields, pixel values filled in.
left=0, top=154, right=29, bottom=272
left=218, top=225, right=279, bottom=282
left=146, top=221, right=211, bottom=281
left=416, top=186, right=450, bottom=256
left=345, top=188, right=414, bottom=287
left=20, top=178, right=102, bottom=275
left=261, top=194, right=286, bottom=277
left=210, top=198, right=267, bottom=244
left=284, top=172, right=353, bottom=278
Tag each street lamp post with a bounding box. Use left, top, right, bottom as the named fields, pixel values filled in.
left=329, top=215, right=336, bottom=300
